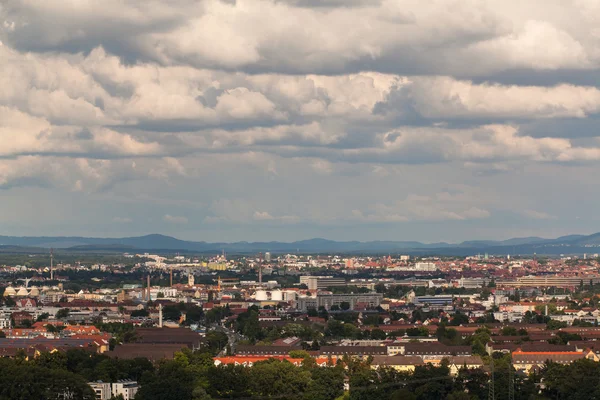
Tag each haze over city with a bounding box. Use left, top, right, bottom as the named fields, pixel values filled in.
left=2, top=1, right=600, bottom=242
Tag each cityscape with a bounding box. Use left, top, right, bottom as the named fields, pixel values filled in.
left=0, top=242, right=599, bottom=398
left=3, top=0, right=600, bottom=399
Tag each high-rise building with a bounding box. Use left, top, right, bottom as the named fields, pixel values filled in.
left=188, top=274, right=195, bottom=287
left=265, top=252, right=272, bottom=262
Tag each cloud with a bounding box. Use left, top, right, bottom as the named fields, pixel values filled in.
left=521, top=210, right=557, bottom=220
left=163, top=214, right=189, bottom=224
left=350, top=193, right=491, bottom=223
left=1, top=0, right=600, bottom=241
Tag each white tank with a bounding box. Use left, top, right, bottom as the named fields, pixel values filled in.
left=16, top=287, right=29, bottom=297
left=283, top=291, right=298, bottom=301
left=255, top=290, right=268, bottom=301
left=270, top=290, right=283, bottom=301
left=4, top=286, right=16, bottom=297
left=28, top=287, right=40, bottom=297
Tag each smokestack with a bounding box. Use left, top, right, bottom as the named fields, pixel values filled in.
left=259, top=265, right=263, bottom=285
left=159, top=303, right=163, bottom=328
left=170, top=267, right=173, bottom=287
left=50, top=249, right=54, bottom=281
left=545, top=304, right=548, bottom=316
left=147, top=275, right=151, bottom=301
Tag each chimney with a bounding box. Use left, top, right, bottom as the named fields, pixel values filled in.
left=147, top=275, right=151, bottom=301
left=159, top=303, right=163, bottom=328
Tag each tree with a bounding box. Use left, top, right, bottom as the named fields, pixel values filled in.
left=163, top=305, right=182, bottom=322
left=340, top=302, right=351, bottom=311
left=131, top=309, right=149, bottom=318
left=546, top=320, right=568, bottom=330
left=500, top=326, right=518, bottom=336
left=184, top=306, right=204, bottom=323
left=137, top=360, right=196, bottom=400
left=56, top=308, right=70, bottom=319
left=204, top=331, right=229, bottom=356
left=370, top=329, right=387, bottom=340
left=36, top=313, right=50, bottom=322
left=449, top=312, right=469, bottom=326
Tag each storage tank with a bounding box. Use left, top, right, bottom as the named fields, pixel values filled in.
left=16, top=287, right=29, bottom=297
left=255, top=290, right=268, bottom=301
left=28, top=287, right=40, bottom=297
left=270, top=290, right=283, bottom=301
left=4, top=286, right=16, bottom=297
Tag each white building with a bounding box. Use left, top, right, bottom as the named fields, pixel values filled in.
left=0, top=313, right=11, bottom=329
left=88, top=381, right=112, bottom=400
left=414, top=262, right=437, bottom=272
left=111, top=380, right=139, bottom=400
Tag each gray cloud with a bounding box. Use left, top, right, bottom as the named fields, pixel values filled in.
left=1, top=0, right=600, bottom=241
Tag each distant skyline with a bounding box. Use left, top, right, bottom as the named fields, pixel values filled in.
left=2, top=1, right=600, bottom=242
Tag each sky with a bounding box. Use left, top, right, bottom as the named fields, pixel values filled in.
left=1, top=0, right=600, bottom=243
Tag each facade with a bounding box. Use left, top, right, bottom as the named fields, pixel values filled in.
left=370, top=355, right=424, bottom=372
left=88, top=381, right=111, bottom=400
left=512, top=351, right=595, bottom=373
left=300, top=276, right=347, bottom=291
left=0, top=313, right=11, bottom=329
left=498, top=275, right=600, bottom=288
left=111, top=380, right=139, bottom=400
left=296, top=293, right=383, bottom=311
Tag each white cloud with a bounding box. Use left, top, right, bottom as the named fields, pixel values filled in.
left=521, top=210, right=557, bottom=220
left=351, top=193, right=491, bottom=223
left=163, top=214, right=189, bottom=224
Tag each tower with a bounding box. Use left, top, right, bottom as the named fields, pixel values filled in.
left=258, top=265, right=263, bottom=285
left=50, top=248, right=54, bottom=281
left=147, top=275, right=151, bottom=301
left=170, top=266, right=173, bottom=287
left=188, top=273, right=195, bottom=287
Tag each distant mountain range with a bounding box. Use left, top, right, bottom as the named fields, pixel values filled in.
left=1, top=232, right=600, bottom=255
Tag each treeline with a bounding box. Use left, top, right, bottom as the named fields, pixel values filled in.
left=4, top=348, right=600, bottom=399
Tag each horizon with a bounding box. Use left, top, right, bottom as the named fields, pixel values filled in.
left=2, top=2, right=600, bottom=242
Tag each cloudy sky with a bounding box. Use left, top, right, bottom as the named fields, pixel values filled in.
left=1, top=0, right=600, bottom=243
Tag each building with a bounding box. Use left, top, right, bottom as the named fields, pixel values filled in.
left=415, top=262, right=437, bottom=272
left=370, top=355, right=424, bottom=372
left=412, top=296, right=454, bottom=307
left=11, top=311, right=33, bottom=327
left=112, top=380, right=139, bottom=400
left=499, top=275, right=600, bottom=288
left=295, top=293, right=383, bottom=311
left=265, top=252, right=272, bottom=262
left=512, top=351, right=594, bottom=373
left=0, top=313, right=11, bottom=329
left=89, top=381, right=111, bottom=400
left=300, top=276, right=347, bottom=291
